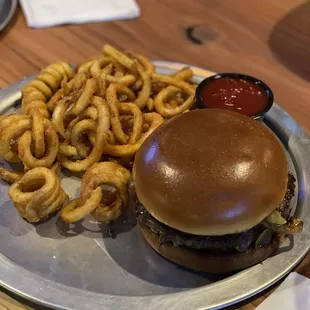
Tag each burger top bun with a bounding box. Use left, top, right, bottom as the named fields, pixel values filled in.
left=133, top=109, right=288, bottom=236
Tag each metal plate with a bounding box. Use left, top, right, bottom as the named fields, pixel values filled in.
left=0, top=62, right=309, bottom=310
left=0, top=0, right=17, bottom=32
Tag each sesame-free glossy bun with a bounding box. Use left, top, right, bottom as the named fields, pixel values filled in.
left=133, top=109, right=288, bottom=236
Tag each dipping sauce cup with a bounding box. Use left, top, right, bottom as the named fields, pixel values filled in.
left=195, top=73, right=274, bottom=121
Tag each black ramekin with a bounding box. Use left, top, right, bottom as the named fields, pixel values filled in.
left=195, top=73, right=274, bottom=122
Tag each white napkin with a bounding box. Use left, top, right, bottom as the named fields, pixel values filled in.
left=256, top=272, right=310, bottom=310
left=19, top=0, right=141, bottom=28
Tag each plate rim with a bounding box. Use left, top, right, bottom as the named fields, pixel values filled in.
left=0, top=61, right=310, bottom=310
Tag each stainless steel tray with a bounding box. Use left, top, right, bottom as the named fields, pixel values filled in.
left=0, top=0, right=17, bottom=32
left=0, top=62, right=309, bottom=310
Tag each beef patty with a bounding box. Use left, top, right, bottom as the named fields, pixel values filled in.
left=136, top=173, right=296, bottom=253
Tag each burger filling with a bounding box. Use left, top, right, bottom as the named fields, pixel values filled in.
left=136, top=173, right=303, bottom=253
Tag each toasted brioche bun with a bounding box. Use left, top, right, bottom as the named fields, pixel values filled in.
left=139, top=222, right=280, bottom=273
left=133, top=109, right=288, bottom=236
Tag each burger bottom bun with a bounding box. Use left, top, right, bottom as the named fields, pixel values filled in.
left=139, top=223, right=280, bottom=274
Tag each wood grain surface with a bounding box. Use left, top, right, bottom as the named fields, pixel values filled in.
left=0, top=1, right=309, bottom=309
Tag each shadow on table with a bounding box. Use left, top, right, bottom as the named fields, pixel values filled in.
left=270, top=234, right=294, bottom=258
left=268, top=2, right=310, bottom=81
left=103, top=224, right=229, bottom=289
left=34, top=198, right=137, bottom=240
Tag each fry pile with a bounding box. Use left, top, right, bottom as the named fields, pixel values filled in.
left=0, top=44, right=197, bottom=224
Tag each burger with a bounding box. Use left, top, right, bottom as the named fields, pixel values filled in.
left=132, top=109, right=303, bottom=273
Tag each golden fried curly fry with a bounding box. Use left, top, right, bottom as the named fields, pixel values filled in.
left=107, top=74, right=136, bottom=86
left=22, top=62, right=75, bottom=118
left=89, top=57, right=116, bottom=77
left=106, top=83, right=128, bottom=144
left=30, top=109, right=45, bottom=158
left=95, top=63, right=137, bottom=100
left=106, top=83, right=143, bottom=144
left=151, top=73, right=195, bottom=96
left=81, top=162, right=131, bottom=222
left=18, top=120, right=59, bottom=169
left=146, top=98, right=154, bottom=111
left=117, top=85, right=136, bottom=102
left=60, top=162, right=130, bottom=223
left=0, top=161, right=60, bottom=184
left=119, top=104, right=143, bottom=144
left=58, top=96, right=110, bottom=172
left=71, top=78, right=97, bottom=115
left=113, top=63, right=126, bottom=77
left=47, top=71, right=89, bottom=113
left=105, top=112, right=164, bottom=157
left=51, top=162, right=61, bottom=177
left=60, top=187, right=102, bottom=223
left=95, top=63, right=113, bottom=98
left=37, top=65, right=73, bottom=93
left=0, top=167, right=22, bottom=184
left=71, top=119, right=96, bottom=158
left=171, top=67, right=193, bottom=82
left=133, top=65, right=151, bottom=110
left=82, top=106, right=98, bottom=120
left=103, top=45, right=136, bottom=71
left=78, top=56, right=115, bottom=74
left=0, top=114, right=28, bottom=134
left=58, top=143, right=78, bottom=157
left=0, top=116, right=32, bottom=162
left=107, top=130, right=116, bottom=145
left=126, top=52, right=155, bottom=75
left=51, top=90, right=82, bottom=137
left=9, top=167, right=67, bottom=222
left=154, top=85, right=194, bottom=118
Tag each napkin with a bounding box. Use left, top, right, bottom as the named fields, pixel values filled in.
left=19, top=0, right=141, bottom=28
left=256, top=272, right=310, bottom=310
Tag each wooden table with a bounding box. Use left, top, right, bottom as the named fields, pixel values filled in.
left=0, top=1, right=309, bottom=309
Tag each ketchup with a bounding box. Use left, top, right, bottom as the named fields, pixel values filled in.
left=198, top=77, right=269, bottom=117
